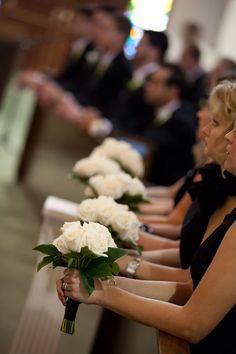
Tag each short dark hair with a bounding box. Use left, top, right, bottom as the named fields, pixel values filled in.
left=114, top=12, right=132, bottom=40
left=162, top=62, right=187, bottom=96
left=94, top=4, right=118, bottom=15
left=75, top=5, right=94, bottom=18
left=220, top=58, right=236, bottom=71
left=145, top=30, right=168, bottom=59
left=215, top=70, right=236, bottom=85
left=94, top=6, right=131, bottom=41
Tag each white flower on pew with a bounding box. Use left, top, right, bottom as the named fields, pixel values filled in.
left=53, top=221, right=117, bottom=257
left=78, top=196, right=127, bottom=225
left=84, top=172, right=149, bottom=212
left=91, top=137, right=144, bottom=178
left=72, top=155, right=121, bottom=182
left=77, top=197, right=141, bottom=251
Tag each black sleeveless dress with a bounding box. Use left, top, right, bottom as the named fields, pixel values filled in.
left=174, top=166, right=199, bottom=206
left=189, top=207, right=236, bottom=354
left=180, top=163, right=228, bottom=269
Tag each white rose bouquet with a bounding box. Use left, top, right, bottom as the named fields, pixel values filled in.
left=71, top=155, right=121, bottom=183
left=33, top=221, right=126, bottom=335
left=78, top=196, right=143, bottom=253
left=84, top=173, right=149, bottom=211
left=91, top=137, right=144, bottom=178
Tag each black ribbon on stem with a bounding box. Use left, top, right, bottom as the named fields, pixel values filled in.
left=60, top=298, right=81, bottom=335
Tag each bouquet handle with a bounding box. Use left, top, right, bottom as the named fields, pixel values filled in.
left=60, top=298, right=81, bottom=334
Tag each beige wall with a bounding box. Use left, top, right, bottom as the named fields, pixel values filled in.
left=166, top=0, right=228, bottom=69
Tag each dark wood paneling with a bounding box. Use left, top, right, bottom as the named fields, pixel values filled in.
left=16, top=0, right=128, bottom=13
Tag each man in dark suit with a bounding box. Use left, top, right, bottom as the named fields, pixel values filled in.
left=54, top=5, right=95, bottom=94
left=143, top=63, right=197, bottom=185
left=79, top=7, right=132, bottom=117
left=55, top=5, right=132, bottom=117
left=110, top=30, right=169, bottom=134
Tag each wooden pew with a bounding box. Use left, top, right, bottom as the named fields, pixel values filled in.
left=0, top=6, right=73, bottom=72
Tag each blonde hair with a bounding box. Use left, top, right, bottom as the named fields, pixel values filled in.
left=210, top=80, right=236, bottom=125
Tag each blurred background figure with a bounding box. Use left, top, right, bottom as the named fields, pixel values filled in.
left=179, top=44, right=207, bottom=109
left=167, top=21, right=216, bottom=71
left=54, top=4, right=95, bottom=93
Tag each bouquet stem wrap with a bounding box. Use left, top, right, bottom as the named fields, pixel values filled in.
left=61, top=299, right=80, bottom=334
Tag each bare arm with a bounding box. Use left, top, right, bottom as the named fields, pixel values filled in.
left=141, top=248, right=181, bottom=267
left=138, top=192, right=192, bottom=225
left=59, top=221, right=236, bottom=343
left=139, top=197, right=174, bottom=216
left=138, top=230, right=180, bottom=250
left=148, top=223, right=181, bottom=239
left=146, top=178, right=184, bottom=198
left=114, top=276, right=192, bottom=304
left=116, top=255, right=189, bottom=282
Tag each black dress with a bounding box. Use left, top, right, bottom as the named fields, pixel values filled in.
left=180, top=163, right=229, bottom=269
left=189, top=207, right=236, bottom=354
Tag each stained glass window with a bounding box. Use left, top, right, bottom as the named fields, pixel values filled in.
left=125, top=0, right=174, bottom=58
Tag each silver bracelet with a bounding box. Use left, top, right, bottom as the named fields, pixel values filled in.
left=125, top=257, right=141, bottom=278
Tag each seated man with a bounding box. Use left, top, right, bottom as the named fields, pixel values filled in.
left=76, top=6, right=132, bottom=117
left=142, top=63, right=197, bottom=185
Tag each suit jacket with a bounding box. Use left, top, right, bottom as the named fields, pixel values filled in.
left=79, top=51, right=132, bottom=116
left=110, top=86, right=155, bottom=134
left=144, top=101, right=197, bottom=185
left=54, top=42, right=95, bottom=95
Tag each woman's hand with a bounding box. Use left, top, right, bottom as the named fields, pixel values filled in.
left=56, top=269, right=103, bottom=306
left=115, top=255, right=134, bottom=275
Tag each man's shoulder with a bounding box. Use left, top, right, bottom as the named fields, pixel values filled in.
left=173, top=101, right=196, bottom=116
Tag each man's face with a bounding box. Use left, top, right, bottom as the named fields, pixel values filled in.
left=135, top=34, right=152, bottom=61
left=144, top=68, right=171, bottom=106
left=70, top=13, right=90, bottom=39
left=92, top=11, right=118, bottom=50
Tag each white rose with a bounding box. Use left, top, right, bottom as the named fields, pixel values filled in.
left=57, top=221, right=88, bottom=253
left=78, top=198, right=98, bottom=222
left=84, top=186, right=96, bottom=197
left=95, top=196, right=118, bottom=226
left=91, top=138, right=144, bottom=177
left=121, top=227, right=140, bottom=242
left=73, top=156, right=120, bottom=177
left=111, top=211, right=140, bottom=242
left=96, top=196, right=128, bottom=212
left=127, top=177, right=146, bottom=197
left=83, top=222, right=116, bottom=257
left=121, top=150, right=144, bottom=178
left=89, top=174, right=129, bottom=199
left=52, top=235, right=70, bottom=254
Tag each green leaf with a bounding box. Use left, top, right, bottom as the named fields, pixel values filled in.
left=33, top=244, right=60, bottom=256
left=111, top=262, right=120, bottom=275
left=81, top=271, right=94, bottom=295
left=52, top=256, right=67, bottom=268
left=37, top=255, right=56, bottom=271
left=87, top=261, right=112, bottom=279
left=137, top=244, right=144, bottom=255
left=105, top=247, right=127, bottom=262
left=68, top=257, right=79, bottom=268
left=116, top=193, right=150, bottom=211
left=70, top=171, right=89, bottom=184
left=80, top=246, right=99, bottom=260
